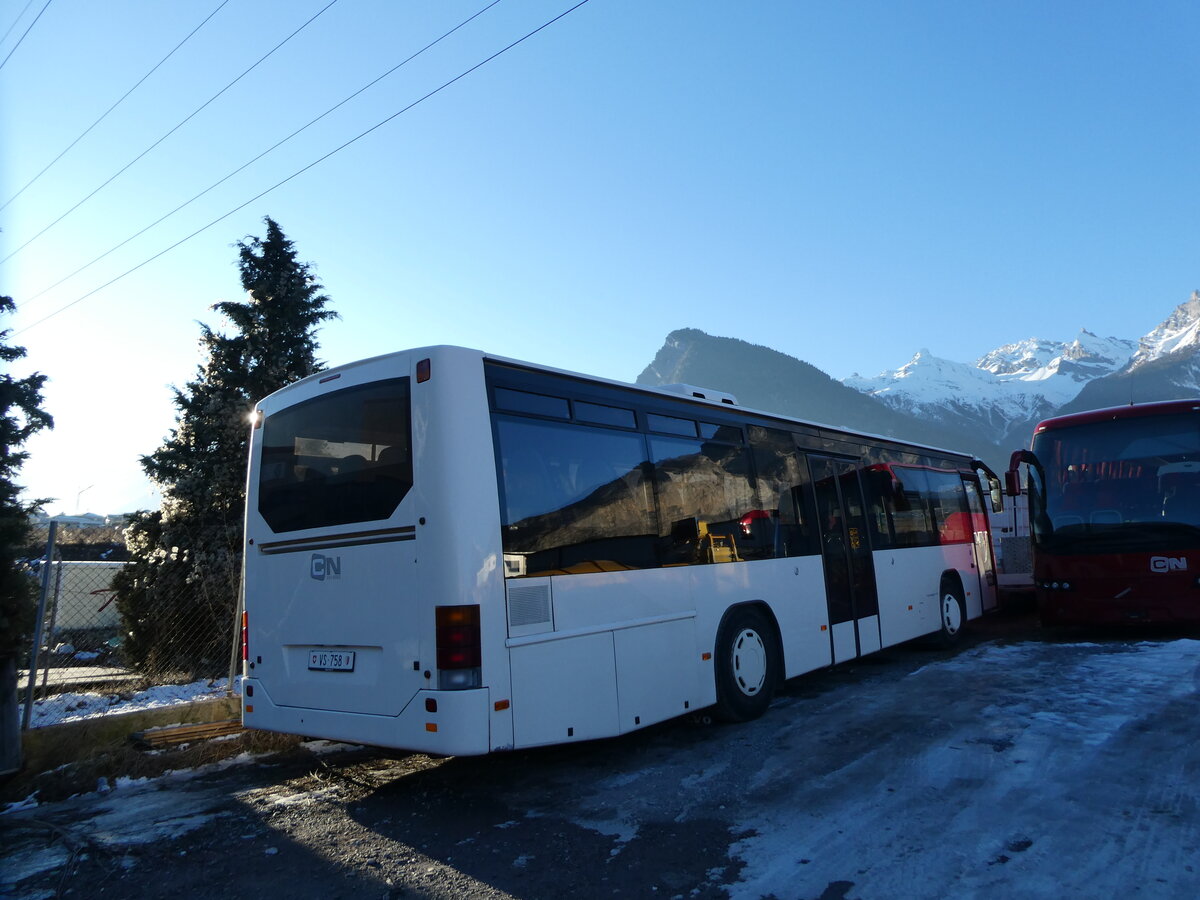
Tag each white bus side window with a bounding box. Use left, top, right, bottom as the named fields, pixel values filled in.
left=495, top=417, right=657, bottom=576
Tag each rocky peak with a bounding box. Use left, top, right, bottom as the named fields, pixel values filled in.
left=1128, top=291, right=1200, bottom=370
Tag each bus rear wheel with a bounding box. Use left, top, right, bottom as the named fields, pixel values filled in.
left=714, top=607, right=778, bottom=723
left=931, top=581, right=966, bottom=648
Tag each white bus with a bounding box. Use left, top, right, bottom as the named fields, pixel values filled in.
left=241, top=346, right=1002, bottom=756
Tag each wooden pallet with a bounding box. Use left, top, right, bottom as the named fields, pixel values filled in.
left=130, top=719, right=243, bottom=750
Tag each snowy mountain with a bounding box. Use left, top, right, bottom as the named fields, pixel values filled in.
left=843, top=294, right=1200, bottom=447
left=843, top=348, right=1055, bottom=447
left=846, top=330, right=1136, bottom=443
left=637, top=329, right=1005, bottom=467
left=634, top=294, right=1199, bottom=470
left=977, top=331, right=1137, bottom=393
left=1128, top=290, right=1200, bottom=371
left=1058, top=291, right=1200, bottom=413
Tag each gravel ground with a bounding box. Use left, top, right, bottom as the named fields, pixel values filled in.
left=5, top=610, right=1200, bottom=900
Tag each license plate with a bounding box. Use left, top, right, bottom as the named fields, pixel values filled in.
left=308, top=649, right=355, bottom=672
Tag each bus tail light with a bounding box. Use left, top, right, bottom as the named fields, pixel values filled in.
left=436, top=605, right=481, bottom=689
left=241, top=610, right=249, bottom=662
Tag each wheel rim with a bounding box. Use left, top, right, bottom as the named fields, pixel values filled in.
left=732, top=628, right=768, bottom=696
left=941, top=593, right=963, bottom=635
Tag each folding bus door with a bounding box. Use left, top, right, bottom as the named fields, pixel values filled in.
left=810, top=455, right=881, bottom=662
left=962, top=475, right=999, bottom=613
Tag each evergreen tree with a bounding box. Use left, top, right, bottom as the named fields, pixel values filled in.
left=114, top=219, right=337, bottom=676
left=0, top=295, right=53, bottom=657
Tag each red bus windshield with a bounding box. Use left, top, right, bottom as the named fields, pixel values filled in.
left=1029, top=411, right=1200, bottom=552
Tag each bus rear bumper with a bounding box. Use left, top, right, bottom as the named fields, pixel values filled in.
left=241, top=678, right=494, bottom=756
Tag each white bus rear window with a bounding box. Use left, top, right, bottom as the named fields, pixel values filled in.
left=258, top=378, right=412, bottom=532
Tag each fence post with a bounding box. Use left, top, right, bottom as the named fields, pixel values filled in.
left=38, top=560, right=64, bottom=700
left=21, top=519, right=58, bottom=730
left=227, top=551, right=246, bottom=696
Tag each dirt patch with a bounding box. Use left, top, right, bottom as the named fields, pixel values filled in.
left=0, top=697, right=293, bottom=806
left=5, top=729, right=311, bottom=806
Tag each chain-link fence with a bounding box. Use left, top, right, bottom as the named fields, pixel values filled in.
left=17, top=521, right=241, bottom=729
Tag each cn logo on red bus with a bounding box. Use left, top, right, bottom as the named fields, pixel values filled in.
left=1150, top=556, right=1188, bottom=574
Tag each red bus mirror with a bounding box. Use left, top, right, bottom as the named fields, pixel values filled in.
left=1004, top=469, right=1022, bottom=497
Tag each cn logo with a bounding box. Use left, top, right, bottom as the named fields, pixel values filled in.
left=310, top=553, right=342, bottom=581
left=1150, top=556, right=1188, bottom=574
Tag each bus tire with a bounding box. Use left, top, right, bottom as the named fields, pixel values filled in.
left=713, top=606, right=778, bottom=723
left=932, top=578, right=967, bottom=648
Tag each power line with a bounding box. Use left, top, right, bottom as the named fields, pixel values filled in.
left=0, top=0, right=37, bottom=47
left=0, top=0, right=51, bottom=72
left=0, top=0, right=232, bottom=213
left=14, top=0, right=593, bottom=336
left=18, top=0, right=504, bottom=308
left=0, top=0, right=341, bottom=266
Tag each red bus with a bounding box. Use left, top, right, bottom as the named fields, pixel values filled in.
left=1006, top=399, right=1200, bottom=625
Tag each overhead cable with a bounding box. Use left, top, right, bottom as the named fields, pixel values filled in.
left=14, top=0, right=593, bottom=336
left=19, top=0, right=504, bottom=307
left=0, top=0, right=52, bottom=72
left=0, top=0, right=38, bottom=48
left=0, top=0, right=232, bottom=213
left=0, top=0, right=341, bottom=266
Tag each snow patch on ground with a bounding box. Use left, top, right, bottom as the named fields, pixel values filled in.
left=726, top=639, right=1200, bottom=900
left=2, top=756, right=256, bottom=893
left=26, top=677, right=240, bottom=728
left=4, top=845, right=71, bottom=889
left=299, top=739, right=364, bottom=756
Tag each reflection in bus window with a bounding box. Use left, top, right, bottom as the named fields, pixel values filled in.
left=747, top=426, right=818, bottom=558
left=888, top=466, right=935, bottom=547
left=928, top=470, right=972, bottom=543
left=496, top=417, right=657, bottom=576
left=863, top=464, right=971, bottom=548
left=649, top=435, right=754, bottom=564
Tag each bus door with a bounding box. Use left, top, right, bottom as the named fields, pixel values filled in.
left=809, top=455, right=881, bottom=663
left=961, top=476, right=998, bottom=612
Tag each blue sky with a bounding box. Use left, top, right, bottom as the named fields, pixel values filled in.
left=2, top=0, right=1197, bottom=514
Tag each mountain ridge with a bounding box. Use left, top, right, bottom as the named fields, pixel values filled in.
left=634, top=292, right=1200, bottom=470
left=637, top=329, right=1006, bottom=469
left=842, top=291, right=1200, bottom=446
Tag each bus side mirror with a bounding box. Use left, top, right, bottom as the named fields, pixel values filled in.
left=1006, top=449, right=1038, bottom=497
left=1005, top=469, right=1022, bottom=497
left=990, top=484, right=1004, bottom=513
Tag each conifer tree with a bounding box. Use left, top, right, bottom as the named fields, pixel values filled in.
left=114, top=219, right=337, bottom=675
left=0, top=295, right=53, bottom=657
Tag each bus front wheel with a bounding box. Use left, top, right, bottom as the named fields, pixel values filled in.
left=713, top=607, right=778, bottom=723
